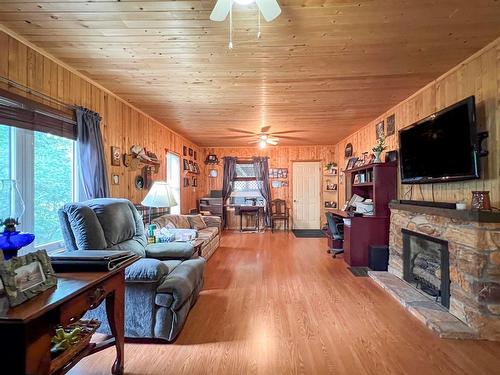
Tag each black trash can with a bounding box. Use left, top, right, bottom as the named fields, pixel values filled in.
left=369, top=245, right=389, bottom=271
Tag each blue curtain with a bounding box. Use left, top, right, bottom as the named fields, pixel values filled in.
left=253, top=156, right=272, bottom=226
left=76, top=107, right=109, bottom=200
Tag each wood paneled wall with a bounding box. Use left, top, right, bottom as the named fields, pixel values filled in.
left=0, top=29, right=204, bottom=214
left=203, top=146, right=338, bottom=225
left=335, top=37, right=500, bottom=208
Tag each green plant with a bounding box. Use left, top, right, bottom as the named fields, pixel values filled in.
left=325, top=162, right=337, bottom=170
left=372, top=137, right=387, bottom=153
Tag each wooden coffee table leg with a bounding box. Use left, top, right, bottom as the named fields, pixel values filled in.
left=106, top=277, right=125, bottom=375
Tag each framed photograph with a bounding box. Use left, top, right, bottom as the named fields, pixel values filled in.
left=111, top=146, right=121, bottom=166
left=282, top=181, right=289, bottom=187
left=183, top=159, right=189, bottom=171
left=194, top=151, right=197, bottom=160
left=183, top=146, right=188, bottom=156
left=188, top=160, right=194, bottom=172
left=183, top=177, right=190, bottom=187
left=111, top=174, right=120, bottom=185
left=269, top=168, right=274, bottom=178
left=272, top=180, right=282, bottom=188
left=0, top=250, right=57, bottom=307
left=188, top=148, right=193, bottom=157
left=135, top=175, right=144, bottom=190
left=376, top=120, right=385, bottom=139
left=346, top=157, right=358, bottom=170
left=386, top=114, right=395, bottom=136
left=324, top=201, right=337, bottom=208
left=209, top=169, right=218, bottom=178
left=353, top=174, right=361, bottom=185
left=193, top=163, right=200, bottom=174
left=344, top=143, right=353, bottom=158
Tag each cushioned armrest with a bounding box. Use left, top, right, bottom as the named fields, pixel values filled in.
left=156, top=258, right=205, bottom=310
left=146, top=242, right=194, bottom=260
left=125, top=258, right=169, bottom=283
left=202, top=215, right=221, bottom=229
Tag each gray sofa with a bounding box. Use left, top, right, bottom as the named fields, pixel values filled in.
left=58, top=198, right=205, bottom=341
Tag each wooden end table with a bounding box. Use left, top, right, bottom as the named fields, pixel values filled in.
left=0, top=256, right=139, bottom=375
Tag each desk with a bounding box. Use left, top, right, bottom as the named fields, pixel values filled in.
left=236, top=206, right=263, bottom=232
left=0, top=257, right=138, bottom=375
left=329, top=209, right=389, bottom=267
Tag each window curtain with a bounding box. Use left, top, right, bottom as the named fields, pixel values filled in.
left=253, top=156, right=272, bottom=226
left=222, top=156, right=237, bottom=226
left=76, top=107, right=109, bottom=200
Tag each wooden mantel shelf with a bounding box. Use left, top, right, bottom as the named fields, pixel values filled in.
left=389, top=200, right=500, bottom=223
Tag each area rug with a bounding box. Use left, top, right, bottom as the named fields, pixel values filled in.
left=292, top=229, right=325, bottom=238
left=348, top=267, right=369, bottom=277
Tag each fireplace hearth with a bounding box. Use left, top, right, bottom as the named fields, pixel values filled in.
left=402, top=229, right=450, bottom=308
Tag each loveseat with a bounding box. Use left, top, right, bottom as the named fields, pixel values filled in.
left=151, top=214, right=221, bottom=259
left=58, top=198, right=205, bottom=341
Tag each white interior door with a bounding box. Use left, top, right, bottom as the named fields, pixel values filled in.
left=292, top=162, right=321, bottom=229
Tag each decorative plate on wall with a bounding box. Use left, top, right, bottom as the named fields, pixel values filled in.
left=135, top=175, right=144, bottom=190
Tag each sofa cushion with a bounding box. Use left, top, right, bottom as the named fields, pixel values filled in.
left=153, top=214, right=191, bottom=229
left=188, top=215, right=207, bottom=230
left=156, top=258, right=205, bottom=310
left=197, top=227, right=219, bottom=242
left=146, top=242, right=194, bottom=260
left=125, top=258, right=168, bottom=282
left=59, top=203, right=107, bottom=251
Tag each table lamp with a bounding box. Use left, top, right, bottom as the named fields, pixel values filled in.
left=0, top=179, right=35, bottom=260
left=141, top=180, right=177, bottom=220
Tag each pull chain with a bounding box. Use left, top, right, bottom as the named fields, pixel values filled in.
left=229, top=0, right=233, bottom=49
left=257, top=11, right=261, bottom=39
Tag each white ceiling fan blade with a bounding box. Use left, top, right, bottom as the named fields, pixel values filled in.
left=248, top=140, right=260, bottom=144
left=210, top=0, right=232, bottom=21
left=267, top=139, right=279, bottom=145
left=255, top=0, right=281, bottom=22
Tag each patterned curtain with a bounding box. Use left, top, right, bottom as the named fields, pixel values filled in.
left=76, top=107, right=109, bottom=200
left=253, top=156, right=272, bottom=226
left=222, top=156, right=237, bottom=226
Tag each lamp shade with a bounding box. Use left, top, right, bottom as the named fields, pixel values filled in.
left=141, top=181, right=178, bottom=208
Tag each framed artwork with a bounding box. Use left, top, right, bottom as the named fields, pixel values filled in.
left=111, top=146, right=121, bottom=166
left=344, top=143, right=353, bottom=158
left=282, top=181, right=289, bottom=187
left=188, top=148, right=193, bottom=157
left=376, top=120, right=385, bottom=139
left=111, top=174, right=120, bottom=185
left=271, top=180, right=282, bottom=188
left=324, top=201, right=337, bottom=208
left=194, top=151, right=197, bottom=160
left=188, top=160, right=194, bottom=172
left=183, top=159, right=189, bottom=170
left=346, top=157, right=358, bottom=170
left=192, top=177, right=197, bottom=187
left=193, top=163, right=200, bottom=174
left=135, top=175, right=144, bottom=190
left=183, top=177, right=190, bottom=187
left=386, top=114, right=395, bottom=136
left=0, top=250, right=57, bottom=307
left=183, top=146, right=188, bottom=156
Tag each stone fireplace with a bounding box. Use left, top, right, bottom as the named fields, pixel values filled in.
left=370, top=202, right=500, bottom=341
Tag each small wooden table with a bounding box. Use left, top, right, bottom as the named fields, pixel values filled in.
left=0, top=256, right=139, bottom=375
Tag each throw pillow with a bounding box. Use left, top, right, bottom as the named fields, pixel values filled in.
left=189, top=215, right=207, bottom=230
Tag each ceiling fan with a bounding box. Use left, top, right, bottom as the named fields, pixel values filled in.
left=210, top=0, right=281, bottom=22
left=225, top=126, right=305, bottom=148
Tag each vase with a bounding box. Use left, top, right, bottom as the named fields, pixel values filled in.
left=374, top=151, right=382, bottom=163
left=471, top=191, right=491, bottom=211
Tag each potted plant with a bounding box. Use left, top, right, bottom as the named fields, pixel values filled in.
left=325, top=162, right=337, bottom=174
left=372, top=137, right=387, bottom=163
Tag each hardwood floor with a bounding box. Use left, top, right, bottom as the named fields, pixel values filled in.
left=70, top=231, right=500, bottom=375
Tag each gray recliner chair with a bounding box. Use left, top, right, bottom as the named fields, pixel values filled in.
left=58, top=198, right=205, bottom=341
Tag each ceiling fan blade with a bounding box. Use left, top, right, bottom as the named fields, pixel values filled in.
left=267, top=139, right=278, bottom=145
left=222, top=135, right=255, bottom=139
left=255, top=0, right=281, bottom=22
left=248, top=140, right=260, bottom=144
left=276, top=135, right=306, bottom=141
left=269, top=130, right=303, bottom=135
left=260, top=125, right=271, bottom=133
left=210, top=0, right=232, bottom=21
left=226, top=128, right=258, bottom=135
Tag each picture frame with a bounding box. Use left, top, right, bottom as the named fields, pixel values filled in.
left=346, top=157, right=358, bottom=170
left=111, top=146, right=121, bottom=166
left=376, top=120, right=385, bottom=139
left=282, top=181, right=289, bottom=187
left=135, top=175, right=144, bottom=190
left=188, top=160, right=194, bottom=172
left=386, top=114, right=395, bottom=136
left=324, top=201, right=336, bottom=208
left=183, top=177, right=190, bottom=187
left=0, top=250, right=57, bottom=307
left=111, top=174, right=120, bottom=185
left=192, top=177, right=197, bottom=187
left=183, top=159, right=189, bottom=171
left=183, top=146, right=188, bottom=156
left=194, top=151, right=197, bottom=160
left=209, top=168, right=218, bottom=178
left=188, top=148, right=193, bottom=157
left=344, top=143, right=353, bottom=158
left=272, top=180, right=282, bottom=188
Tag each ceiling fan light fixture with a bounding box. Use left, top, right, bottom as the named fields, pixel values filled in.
left=259, top=140, right=267, bottom=149
left=259, top=134, right=268, bottom=140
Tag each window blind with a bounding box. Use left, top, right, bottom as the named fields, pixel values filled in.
left=0, top=88, right=76, bottom=140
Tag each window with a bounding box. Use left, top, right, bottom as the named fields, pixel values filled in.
left=166, top=152, right=181, bottom=214
left=230, top=161, right=263, bottom=203
left=1, top=124, right=77, bottom=253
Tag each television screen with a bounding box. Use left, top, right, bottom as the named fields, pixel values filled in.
left=399, top=96, right=479, bottom=184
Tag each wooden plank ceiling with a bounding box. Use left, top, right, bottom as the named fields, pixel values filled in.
left=0, top=1, right=499, bottom=147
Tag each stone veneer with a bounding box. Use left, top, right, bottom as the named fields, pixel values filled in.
left=388, top=204, right=500, bottom=341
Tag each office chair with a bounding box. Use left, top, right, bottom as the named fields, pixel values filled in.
left=325, top=212, right=344, bottom=258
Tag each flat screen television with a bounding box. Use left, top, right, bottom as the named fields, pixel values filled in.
left=399, top=96, right=479, bottom=184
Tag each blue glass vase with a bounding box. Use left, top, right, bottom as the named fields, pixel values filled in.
left=0, top=229, right=35, bottom=260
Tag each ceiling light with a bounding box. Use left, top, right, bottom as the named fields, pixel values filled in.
left=259, top=140, right=267, bottom=149
left=234, top=0, right=255, bottom=5
left=259, top=134, right=268, bottom=140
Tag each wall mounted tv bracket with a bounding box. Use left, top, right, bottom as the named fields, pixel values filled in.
left=477, top=131, right=489, bottom=157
